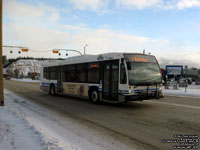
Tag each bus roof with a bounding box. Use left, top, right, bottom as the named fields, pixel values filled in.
left=42, top=52, right=154, bottom=67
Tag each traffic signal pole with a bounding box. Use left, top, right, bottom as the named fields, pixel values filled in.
left=0, top=0, right=4, bottom=106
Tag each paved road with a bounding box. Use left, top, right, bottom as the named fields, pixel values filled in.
left=4, top=80, right=200, bottom=150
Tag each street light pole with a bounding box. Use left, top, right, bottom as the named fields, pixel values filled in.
left=0, top=0, right=4, bottom=106
left=84, top=44, right=88, bottom=55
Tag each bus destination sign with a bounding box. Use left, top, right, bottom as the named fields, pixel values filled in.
left=124, top=54, right=157, bottom=63
left=132, top=56, right=147, bottom=62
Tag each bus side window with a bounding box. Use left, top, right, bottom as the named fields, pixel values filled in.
left=87, top=63, right=100, bottom=83
left=62, top=65, right=68, bottom=82
left=76, top=64, right=86, bottom=82
left=49, top=67, right=57, bottom=80
left=44, top=67, right=50, bottom=79
left=66, top=65, right=76, bottom=82
left=51, top=72, right=56, bottom=80
left=120, top=63, right=127, bottom=84
left=43, top=67, right=47, bottom=79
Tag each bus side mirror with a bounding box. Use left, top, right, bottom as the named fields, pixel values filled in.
left=127, top=62, right=131, bottom=70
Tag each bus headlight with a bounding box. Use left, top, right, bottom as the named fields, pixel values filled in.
left=159, top=86, right=162, bottom=91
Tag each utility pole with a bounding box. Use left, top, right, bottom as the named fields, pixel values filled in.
left=0, top=0, right=4, bottom=106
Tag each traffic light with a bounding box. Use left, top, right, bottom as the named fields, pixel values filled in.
left=21, top=48, right=28, bottom=52
left=53, top=50, right=59, bottom=53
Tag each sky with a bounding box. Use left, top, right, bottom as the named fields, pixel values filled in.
left=3, top=0, right=200, bottom=67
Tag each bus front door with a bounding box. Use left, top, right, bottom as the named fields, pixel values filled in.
left=102, top=61, right=119, bottom=101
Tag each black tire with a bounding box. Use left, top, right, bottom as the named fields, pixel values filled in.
left=49, top=84, right=56, bottom=96
left=90, top=90, right=99, bottom=104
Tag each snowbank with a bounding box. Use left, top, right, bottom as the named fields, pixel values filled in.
left=163, top=84, right=200, bottom=98
left=0, top=90, right=64, bottom=150
left=10, top=78, right=40, bottom=83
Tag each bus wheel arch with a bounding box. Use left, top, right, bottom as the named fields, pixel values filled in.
left=49, top=83, right=56, bottom=96
left=89, top=86, right=99, bottom=104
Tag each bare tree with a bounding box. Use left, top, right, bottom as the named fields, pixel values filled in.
left=6, top=68, right=13, bottom=77
left=14, top=69, right=19, bottom=78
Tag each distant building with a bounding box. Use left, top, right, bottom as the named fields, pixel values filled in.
left=165, top=65, right=183, bottom=81
left=3, top=68, right=11, bottom=79
left=2, top=55, right=7, bottom=65
left=3, top=68, right=6, bottom=74
left=183, top=67, right=200, bottom=81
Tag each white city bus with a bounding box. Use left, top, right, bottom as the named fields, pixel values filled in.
left=40, top=53, right=163, bottom=103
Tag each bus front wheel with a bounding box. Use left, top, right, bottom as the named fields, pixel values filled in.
left=90, top=90, right=99, bottom=104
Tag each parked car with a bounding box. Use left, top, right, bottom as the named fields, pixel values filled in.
left=187, top=78, right=193, bottom=85
left=179, top=78, right=188, bottom=87
left=195, top=80, right=200, bottom=85
left=5, top=76, right=11, bottom=80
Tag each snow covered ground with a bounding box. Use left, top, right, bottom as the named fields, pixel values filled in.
left=163, top=83, right=200, bottom=98
left=1, top=89, right=134, bottom=150
left=1, top=80, right=199, bottom=150
left=0, top=89, right=66, bottom=150
left=10, top=78, right=40, bottom=83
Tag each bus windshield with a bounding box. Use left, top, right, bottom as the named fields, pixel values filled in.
left=124, top=54, right=162, bottom=85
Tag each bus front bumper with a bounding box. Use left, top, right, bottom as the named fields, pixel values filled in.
left=124, top=91, right=164, bottom=102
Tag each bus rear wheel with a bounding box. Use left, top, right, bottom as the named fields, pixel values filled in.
left=49, top=84, right=56, bottom=96
left=90, top=90, right=99, bottom=104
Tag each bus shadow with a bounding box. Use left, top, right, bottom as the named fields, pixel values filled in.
left=48, top=94, right=154, bottom=111
left=101, top=101, right=153, bottom=110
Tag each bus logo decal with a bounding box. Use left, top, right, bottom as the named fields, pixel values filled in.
left=97, top=55, right=104, bottom=60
